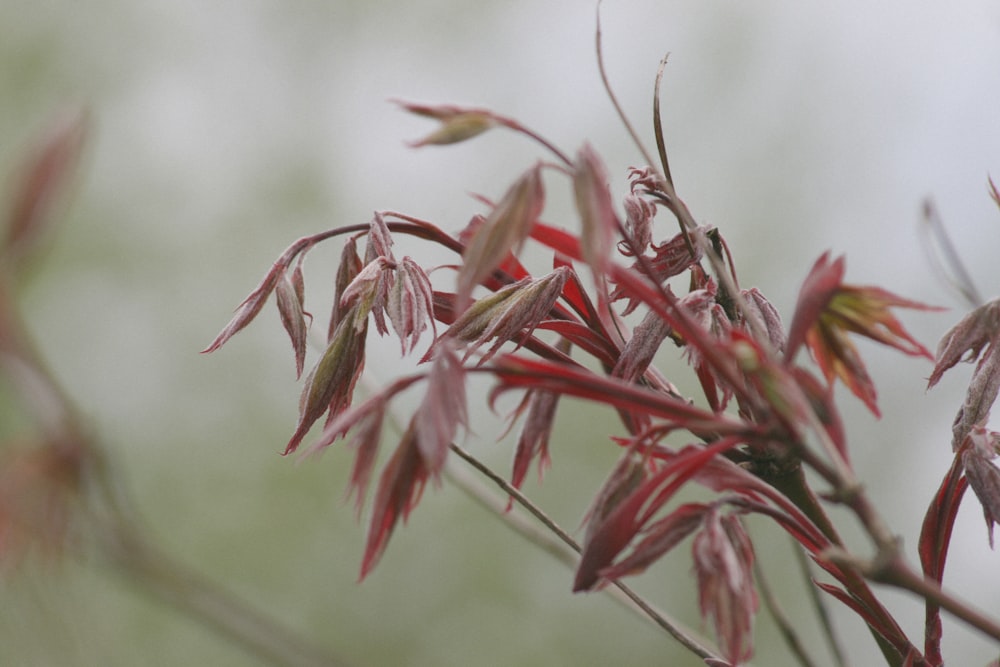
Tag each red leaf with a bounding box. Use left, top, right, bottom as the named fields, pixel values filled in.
left=491, top=355, right=751, bottom=436
left=275, top=268, right=309, bottom=378
left=918, top=453, right=967, bottom=665
left=360, top=424, right=429, bottom=580
left=202, top=263, right=285, bottom=354
left=414, top=343, right=466, bottom=474
left=693, top=511, right=758, bottom=665
left=785, top=252, right=844, bottom=362
left=597, top=502, right=707, bottom=580
left=573, top=437, right=743, bottom=591
left=509, top=389, right=560, bottom=491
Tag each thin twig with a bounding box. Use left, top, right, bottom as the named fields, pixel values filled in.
left=920, top=199, right=982, bottom=308
left=448, top=442, right=721, bottom=662
left=792, top=539, right=848, bottom=667
left=594, top=1, right=660, bottom=174
left=754, top=555, right=821, bottom=667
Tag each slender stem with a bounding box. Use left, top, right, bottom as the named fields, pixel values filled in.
left=497, top=119, right=573, bottom=167
left=754, top=556, right=821, bottom=667
left=792, top=539, right=848, bottom=667
left=448, top=442, right=721, bottom=662
left=594, top=0, right=660, bottom=174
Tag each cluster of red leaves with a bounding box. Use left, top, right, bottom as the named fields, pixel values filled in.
left=205, top=102, right=996, bottom=666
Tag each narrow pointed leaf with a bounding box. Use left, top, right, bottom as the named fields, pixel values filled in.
left=456, top=164, right=544, bottom=309
left=360, top=423, right=429, bottom=580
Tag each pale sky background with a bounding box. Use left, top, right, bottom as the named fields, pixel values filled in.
left=2, top=1, right=1000, bottom=665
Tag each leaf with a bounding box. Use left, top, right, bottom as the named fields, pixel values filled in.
left=387, top=257, right=435, bottom=355
left=275, top=268, right=309, bottom=378
left=393, top=100, right=502, bottom=146
left=360, top=423, right=429, bottom=580
left=597, top=502, right=707, bottom=580
left=509, top=389, right=560, bottom=491
left=572, top=143, right=618, bottom=276
left=455, top=164, right=545, bottom=310
left=491, top=355, right=751, bottom=436
left=573, top=437, right=744, bottom=592
left=693, top=511, right=758, bottom=666
left=917, top=453, right=967, bottom=666
left=202, top=263, right=285, bottom=353
left=414, top=343, right=466, bottom=474
left=284, top=310, right=367, bottom=454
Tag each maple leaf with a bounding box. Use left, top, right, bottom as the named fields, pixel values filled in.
left=786, top=252, right=938, bottom=416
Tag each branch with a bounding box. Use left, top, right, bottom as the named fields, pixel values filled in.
left=448, top=442, right=722, bottom=663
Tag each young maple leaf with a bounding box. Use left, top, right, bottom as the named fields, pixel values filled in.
left=693, top=510, right=758, bottom=666
left=785, top=252, right=938, bottom=416
left=928, top=299, right=1000, bottom=448
left=959, top=425, right=1000, bottom=548
left=414, top=342, right=467, bottom=475
left=360, top=422, right=428, bottom=580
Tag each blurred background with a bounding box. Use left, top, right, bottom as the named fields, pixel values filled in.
left=1, top=0, right=999, bottom=665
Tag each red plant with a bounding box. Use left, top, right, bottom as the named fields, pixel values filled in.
left=202, top=33, right=1000, bottom=667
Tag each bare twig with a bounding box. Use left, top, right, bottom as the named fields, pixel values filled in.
left=754, top=555, right=821, bottom=667
left=792, top=539, right=848, bottom=667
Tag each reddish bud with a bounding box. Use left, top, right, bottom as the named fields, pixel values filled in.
left=620, top=193, right=656, bottom=256
left=446, top=267, right=568, bottom=363
left=961, top=426, right=1000, bottom=547
left=741, top=288, right=786, bottom=354
left=365, top=212, right=395, bottom=263
left=340, top=256, right=396, bottom=333
left=581, top=448, right=648, bottom=547
left=612, top=226, right=706, bottom=316
left=929, top=298, right=1000, bottom=389
left=394, top=100, right=500, bottom=147
left=953, top=347, right=1000, bottom=449
left=613, top=309, right=673, bottom=384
